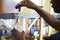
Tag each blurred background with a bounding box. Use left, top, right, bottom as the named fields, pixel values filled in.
left=0, top=0, right=59, bottom=40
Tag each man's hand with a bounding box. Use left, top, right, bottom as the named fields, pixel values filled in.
left=16, top=0, right=38, bottom=9
left=12, top=29, right=25, bottom=40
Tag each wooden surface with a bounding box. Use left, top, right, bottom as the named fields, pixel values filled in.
left=0, top=0, right=3, bottom=12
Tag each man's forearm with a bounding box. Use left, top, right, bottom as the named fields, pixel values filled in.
left=34, top=6, right=60, bottom=30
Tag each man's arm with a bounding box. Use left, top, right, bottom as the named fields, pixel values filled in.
left=34, top=6, right=60, bottom=31
left=16, top=0, right=60, bottom=31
